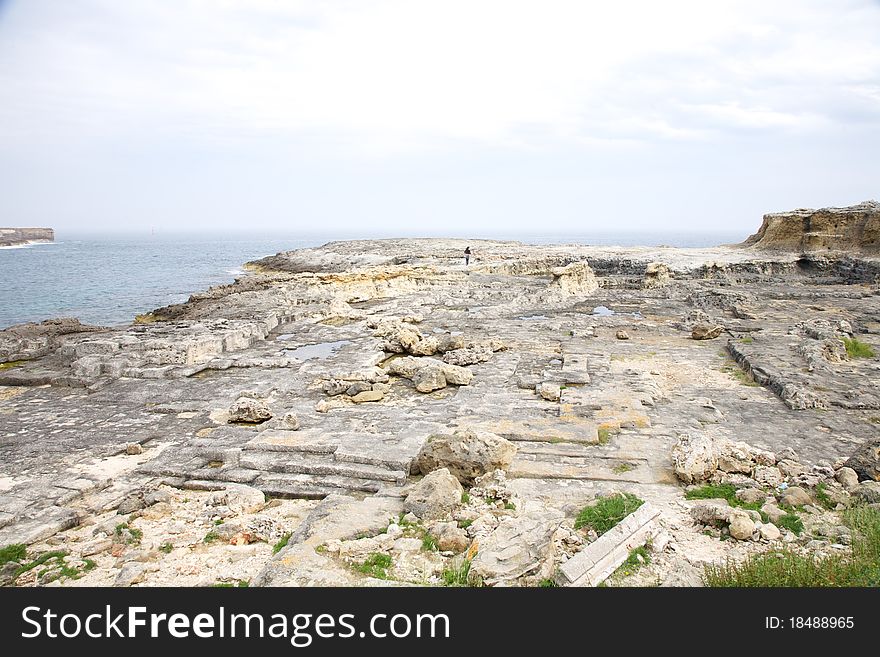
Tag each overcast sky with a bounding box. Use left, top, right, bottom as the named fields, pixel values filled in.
left=0, top=0, right=878, bottom=237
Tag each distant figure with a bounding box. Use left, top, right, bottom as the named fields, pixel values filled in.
left=464, top=246, right=471, bottom=266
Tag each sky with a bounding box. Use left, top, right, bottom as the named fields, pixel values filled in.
left=0, top=0, right=878, bottom=238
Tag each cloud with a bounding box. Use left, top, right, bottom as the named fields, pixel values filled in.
left=1, top=0, right=878, bottom=154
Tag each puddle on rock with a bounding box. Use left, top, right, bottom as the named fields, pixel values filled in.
left=283, top=340, right=351, bottom=360
left=592, top=306, right=643, bottom=319
left=517, top=315, right=548, bottom=321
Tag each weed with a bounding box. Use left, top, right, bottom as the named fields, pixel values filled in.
left=441, top=559, right=474, bottom=586
left=739, top=336, right=754, bottom=344
left=203, top=531, right=220, bottom=544
left=458, top=519, right=473, bottom=529
left=842, top=337, right=875, bottom=359
left=612, top=462, right=635, bottom=474
left=814, top=483, right=836, bottom=511
left=461, top=492, right=470, bottom=504
left=778, top=514, right=804, bottom=536
left=0, top=543, right=27, bottom=565
left=575, top=493, right=644, bottom=535
left=421, top=533, right=438, bottom=552
left=355, top=553, right=392, bottom=579
left=273, top=532, right=291, bottom=555
left=159, top=543, right=173, bottom=554
left=504, top=501, right=516, bottom=511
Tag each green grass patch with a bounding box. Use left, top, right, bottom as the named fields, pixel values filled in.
left=213, top=579, right=249, bottom=588
left=703, top=505, right=880, bottom=587
left=355, top=553, right=392, bottom=579
left=575, top=493, right=644, bottom=535
left=504, top=501, right=516, bottom=511
left=159, top=542, right=173, bottom=554
left=272, top=533, right=291, bottom=555
left=13, top=550, right=68, bottom=579
left=842, top=337, right=875, bottom=359
left=461, top=492, right=470, bottom=504
left=203, top=531, right=220, bottom=544
left=612, top=545, right=652, bottom=580
left=421, top=533, right=438, bottom=552
left=538, top=578, right=557, bottom=587
left=739, top=336, right=754, bottom=344
left=778, top=513, right=804, bottom=535
left=458, top=519, right=473, bottom=529
left=684, top=483, right=767, bottom=519
left=114, top=523, right=143, bottom=545
left=597, top=427, right=618, bottom=444
left=441, top=559, right=473, bottom=587
left=0, top=543, right=27, bottom=565
left=814, top=483, right=836, bottom=511
left=0, top=360, right=26, bottom=370
left=612, top=462, right=634, bottom=474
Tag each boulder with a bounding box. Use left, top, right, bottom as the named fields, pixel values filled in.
left=735, top=487, right=766, bottom=505
left=760, top=502, right=786, bottom=524
left=835, top=466, right=860, bottom=490
left=671, top=434, right=717, bottom=484
left=689, top=500, right=732, bottom=525
left=844, top=438, right=880, bottom=482
left=431, top=521, right=471, bottom=553
left=412, top=366, right=447, bottom=393
left=643, top=262, right=671, bottom=288
left=853, top=481, right=880, bottom=504
left=351, top=390, right=384, bottom=403
left=691, top=324, right=724, bottom=340
left=416, top=429, right=517, bottom=485
left=537, top=382, right=561, bottom=401
left=125, top=443, right=144, bottom=455
left=616, top=330, right=630, bottom=340
left=220, top=484, right=266, bottom=514
left=403, top=468, right=463, bottom=520
left=728, top=511, right=756, bottom=540
left=468, top=501, right=564, bottom=586
left=759, top=523, right=781, bottom=541
left=781, top=486, right=812, bottom=507
left=441, top=345, right=493, bottom=366
left=227, top=397, right=272, bottom=424
left=547, top=262, right=599, bottom=296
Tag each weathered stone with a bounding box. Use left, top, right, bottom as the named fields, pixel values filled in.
left=760, top=502, right=786, bottom=524
left=537, top=382, right=561, bottom=401
left=836, top=466, right=860, bottom=490
left=469, top=501, right=564, bottom=586
left=844, top=438, right=880, bottom=482
left=735, top=487, right=766, bottom=505
left=281, top=412, right=300, bottom=430
left=417, top=429, right=517, bottom=485
left=412, top=366, right=447, bottom=393
left=853, top=481, right=880, bottom=504
left=219, top=484, right=265, bottom=514
left=759, top=522, right=781, bottom=541
left=403, top=468, right=462, bottom=520
left=728, top=511, right=756, bottom=540
left=781, top=486, right=812, bottom=507
left=691, top=324, right=724, bottom=340
left=431, top=521, right=471, bottom=553
left=125, top=443, right=144, bottom=455
left=227, top=397, right=272, bottom=424
left=644, top=262, right=671, bottom=288
left=672, top=434, right=717, bottom=484
left=616, top=330, right=630, bottom=340
left=352, top=390, right=384, bottom=403
left=689, top=500, right=732, bottom=525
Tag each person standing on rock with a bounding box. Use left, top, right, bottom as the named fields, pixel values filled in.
left=464, top=246, right=471, bottom=266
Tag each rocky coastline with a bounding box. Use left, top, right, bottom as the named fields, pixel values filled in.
left=1, top=202, right=879, bottom=588
left=0, top=227, right=54, bottom=247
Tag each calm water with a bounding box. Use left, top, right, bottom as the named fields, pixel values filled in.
left=0, top=230, right=744, bottom=329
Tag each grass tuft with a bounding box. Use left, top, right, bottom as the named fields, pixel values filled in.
left=575, top=493, right=644, bottom=535
left=0, top=543, right=27, bottom=565
left=842, top=337, right=875, bottom=359
left=355, top=553, right=392, bottom=579
left=441, top=559, right=473, bottom=586
left=272, top=533, right=291, bottom=555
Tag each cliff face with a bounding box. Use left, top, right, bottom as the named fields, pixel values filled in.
left=742, top=201, right=880, bottom=253
left=0, top=227, right=54, bottom=246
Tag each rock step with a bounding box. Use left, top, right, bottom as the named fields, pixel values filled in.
left=239, top=451, right=406, bottom=483
left=508, top=454, right=654, bottom=483
left=188, top=467, right=261, bottom=483
left=253, top=474, right=381, bottom=499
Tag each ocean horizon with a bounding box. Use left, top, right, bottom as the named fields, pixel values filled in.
left=0, top=229, right=747, bottom=329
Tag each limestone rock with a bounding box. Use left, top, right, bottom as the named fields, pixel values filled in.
left=691, top=324, right=724, bottom=340
left=759, top=523, right=781, bottom=541
left=781, top=486, right=812, bottom=507
left=125, top=443, right=144, bottom=455
left=218, top=484, right=266, bottom=514
left=644, top=262, right=671, bottom=288
left=441, top=345, right=493, bottom=366
left=735, top=487, right=766, bottom=504
left=853, top=481, right=880, bottom=504
left=728, top=511, right=756, bottom=540
left=835, top=466, right=860, bottom=490
left=352, top=390, right=384, bottom=403
left=416, top=429, right=517, bottom=485
left=547, top=261, right=598, bottom=295
left=616, top=330, right=630, bottom=340
left=671, top=434, right=717, bottom=484
left=760, top=502, right=786, bottom=524
left=469, top=501, right=564, bottom=586
left=537, top=382, right=561, bottom=401
left=844, top=438, right=880, bottom=482
left=227, top=397, right=272, bottom=424
left=281, top=412, right=300, bottom=430
left=689, top=500, right=732, bottom=525
left=431, top=521, right=471, bottom=553
left=403, top=468, right=463, bottom=520
left=412, top=365, right=447, bottom=393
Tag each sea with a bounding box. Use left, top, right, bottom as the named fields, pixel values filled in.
left=0, top=230, right=744, bottom=330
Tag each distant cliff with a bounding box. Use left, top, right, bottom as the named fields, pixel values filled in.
left=741, top=201, right=880, bottom=253
left=0, top=227, right=54, bottom=247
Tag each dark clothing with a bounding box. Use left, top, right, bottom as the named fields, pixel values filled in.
left=464, top=247, right=471, bottom=266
